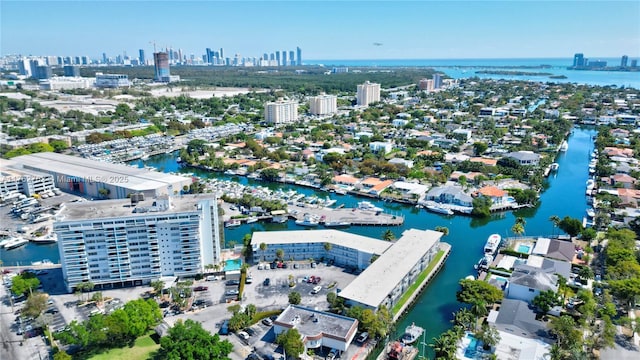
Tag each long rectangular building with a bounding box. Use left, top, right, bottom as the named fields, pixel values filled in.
left=1, top=159, right=55, bottom=198
left=9, top=152, right=191, bottom=199
left=54, top=194, right=222, bottom=292
left=252, top=230, right=392, bottom=270
left=338, top=229, right=442, bottom=310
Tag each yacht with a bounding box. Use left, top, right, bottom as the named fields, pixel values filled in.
left=474, top=254, right=494, bottom=271
left=586, top=208, right=596, bottom=218
left=401, top=323, right=425, bottom=345
left=425, top=202, right=454, bottom=216
left=295, top=214, right=320, bottom=227
left=334, top=188, right=347, bottom=195
left=272, top=215, right=288, bottom=224
left=246, top=217, right=258, bottom=224
left=225, top=219, right=241, bottom=228
left=323, top=221, right=351, bottom=228
left=4, top=237, right=28, bottom=250
left=357, top=201, right=383, bottom=212
left=559, top=140, right=569, bottom=152
left=483, top=234, right=501, bottom=255
left=31, top=233, right=58, bottom=244
left=550, top=163, right=559, bottom=171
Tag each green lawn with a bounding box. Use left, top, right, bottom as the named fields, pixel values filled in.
left=392, top=250, right=445, bottom=315
left=89, top=332, right=160, bottom=360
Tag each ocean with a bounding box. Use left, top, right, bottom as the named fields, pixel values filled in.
left=307, top=58, right=640, bottom=89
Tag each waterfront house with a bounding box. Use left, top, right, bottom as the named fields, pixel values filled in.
left=505, top=151, right=540, bottom=166
left=476, top=186, right=509, bottom=205
left=333, top=174, right=360, bottom=187
left=470, top=157, right=498, bottom=167
left=391, top=181, right=429, bottom=200
left=531, top=238, right=575, bottom=263
left=424, top=185, right=473, bottom=207
left=358, top=177, right=394, bottom=196
left=603, top=147, right=634, bottom=158
left=611, top=173, right=637, bottom=188
left=506, top=266, right=558, bottom=303
left=487, top=299, right=552, bottom=340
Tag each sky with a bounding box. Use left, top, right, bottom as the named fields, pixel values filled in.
left=1, top=0, right=639, bottom=60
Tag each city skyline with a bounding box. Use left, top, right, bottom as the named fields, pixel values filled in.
left=1, top=1, right=639, bottom=60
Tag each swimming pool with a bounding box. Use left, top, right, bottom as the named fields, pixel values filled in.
left=464, top=334, right=480, bottom=358
left=517, top=244, right=531, bottom=254
left=224, top=258, right=243, bottom=271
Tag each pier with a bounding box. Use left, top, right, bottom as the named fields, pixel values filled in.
left=287, top=204, right=404, bottom=226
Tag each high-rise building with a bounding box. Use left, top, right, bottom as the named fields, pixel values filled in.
left=29, top=59, right=44, bottom=78
left=632, top=60, right=638, bottom=68
left=34, top=65, right=52, bottom=80
left=432, top=74, right=442, bottom=89
left=74, top=56, right=81, bottom=65
left=63, top=65, right=80, bottom=77
left=282, top=51, right=287, bottom=66
left=139, top=49, right=146, bottom=65
left=154, top=52, right=171, bottom=82
left=102, top=53, right=108, bottom=64
left=289, top=50, right=295, bottom=66
left=206, top=48, right=213, bottom=64
left=276, top=51, right=281, bottom=66
left=296, top=47, right=302, bottom=66
left=265, top=100, right=299, bottom=126
left=573, top=53, right=585, bottom=67
left=54, top=195, right=223, bottom=293
left=95, top=73, right=130, bottom=88
left=356, top=81, right=381, bottom=106
left=309, top=94, right=337, bottom=115
left=418, top=78, right=434, bottom=91
left=621, top=55, right=629, bottom=68
left=81, top=56, right=89, bottom=65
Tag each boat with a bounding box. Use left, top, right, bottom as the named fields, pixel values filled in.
left=559, top=140, right=569, bottom=152
left=401, top=323, right=424, bottom=345
left=474, top=254, right=493, bottom=271
left=385, top=341, right=418, bottom=360
left=31, top=233, right=58, bottom=244
left=272, top=215, right=288, bottom=224
left=246, top=217, right=258, bottom=224
left=357, top=201, right=383, bottom=212
left=334, top=188, right=347, bottom=195
left=550, top=163, right=559, bottom=171
left=424, top=203, right=454, bottom=216
left=3, top=237, right=28, bottom=250
left=586, top=208, right=595, bottom=218
left=295, top=214, right=320, bottom=227
left=483, top=234, right=501, bottom=255
left=31, top=259, right=53, bottom=266
left=323, top=221, right=351, bottom=228
left=224, top=219, right=241, bottom=228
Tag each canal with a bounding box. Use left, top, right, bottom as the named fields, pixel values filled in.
left=0, top=127, right=596, bottom=357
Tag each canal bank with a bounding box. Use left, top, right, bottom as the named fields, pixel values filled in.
left=0, top=127, right=597, bottom=358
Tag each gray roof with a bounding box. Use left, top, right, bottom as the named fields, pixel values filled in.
left=338, top=229, right=442, bottom=309
left=506, top=151, right=541, bottom=161
left=492, top=299, right=550, bottom=339
left=274, top=305, right=358, bottom=342
left=509, top=267, right=558, bottom=292
left=545, top=240, right=575, bottom=262
left=426, top=185, right=473, bottom=203
left=9, top=152, right=190, bottom=192
left=251, top=230, right=392, bottom=255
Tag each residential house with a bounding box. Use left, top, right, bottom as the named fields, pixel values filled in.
left=388, top=158, right=414, bottom=169
left=611, top=173, right=637, bottom=189
left=487, top=299, right=551, bottom=340
left=531, top=238, right=576, bottom=263
left=603, top=147, right=634, bottom=158
left=391, top=181, right=429, bottom=200
left=470, top=157, right=498, bottom=167
left=369, top=142, right=393, bottom=154
left=506, top=266, right=558, bottom=303
left=333, top=174, right=360, bottom=187
left=359, top=177, right=394, bottom=196
left=476, top=186, right=509, bottom=205
left=505, top=151, right=540, bottom=166
left=424, top=185, right=473, bottom=207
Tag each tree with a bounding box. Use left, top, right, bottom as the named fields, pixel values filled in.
left=261, top=168, right=281, bottom=182
left=456, top=279, right=503, bottom=305
left=259, top=242, right=267, bottom=260
left=472, top=142, right=488, bottom=156
left=511, top=223, right=525, bottom=237
left=430, top=329, right=459, bottom=360
left=53, top=351, right=72, bottom=360
left=276, top=249, right=285, bottom=261
left=11, top=272, right=40, bottom=296
left=434, top=226, right=449, bottom=236
left=288, top=291, right=301, bottom=305
left=451, top=308, right=474, bottom=331
left=382, top=229, right=396, bottom=241
left=549, top=215, right=561, bottom=236
left=159, top=319, right=233, bottom=360
left=472, top=196, right=491, bottom=218
left=558, top=216, right=583, bottom=237
left=276, top=328, right=305, bottom=360
left=22, top=293, right=48, bottom=318
left=151, top=280, right=164, bottom=295
left=323, top=242, right=332, bottom=252
left=549, top=315, right=581, bottom=351
left=475, top=323, right=500, bottom=350
left=578, top=266, right=594, bottom=281
left=532, top=290, right=560, bottom=314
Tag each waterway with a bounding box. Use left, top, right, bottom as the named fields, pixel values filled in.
left=0, top=127, right=596, bottom=357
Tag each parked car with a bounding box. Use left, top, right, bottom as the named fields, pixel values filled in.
left=226, top=280, right=240, bottom=286
left=193, top=286, right=208, bottom=292
left=237, top=331, right=250, bottom=341
left=226, top=289, right=239, bottom=296
left=312, top=276, right=321, bottom=284
left=245, top=327, right=257, bottom=336
left=311, top=285, right=322, bottom=294
left=263, top=278, right=271, bottom=286
left=245, top=276, right=253, bottom=284
left=219, top=320, right=230, bottom=335
left=327, top=349, right=338, bottom=360
left=356, top=332, right=369, bottom=343
left=246, top=353, right=261, bottom=360
left=262, top=318, right=273, bottom=326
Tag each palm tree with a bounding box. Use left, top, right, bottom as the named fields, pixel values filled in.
left=546, top=344, right=565, bottom=360
left=276, top=249, right=284, bottom=261
left=511, top=223, right=525, bottom=237
left=452, top=308, right=474, bottom=331
left=549, top=215, right=561, bottom=236
left=435, top=226, right=450, bottom=236
left=430, top=332, right=458, bottom=360
left=470, top=301, right=488, bottom=331
left=382, top=229, right=396, bottom=242
left=475, top=323, right=500, bottom=351
left=259, top=242, right=267, bottom=261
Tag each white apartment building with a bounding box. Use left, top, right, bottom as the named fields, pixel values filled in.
left=95, top=73, right=129, bottom=88
left=265, top=100, right=299, bottom=126
left=0, top=165, right=55, bottom=198
left=54, top=194, right=222, bottom=292
left=309, top=94, right=337, bottom=115
left=356, top=81, right=381, bottom=106
left=40, top=76, right=95, bottom=90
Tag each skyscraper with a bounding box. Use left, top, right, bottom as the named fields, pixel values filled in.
left=139, top=49, right=146, bottom=65
left=573, top=53, right=585, bottom=67
left=276, top=51, right=281, bottom=66
left=432, top=73, right=442, bottom=89
left=219, top=48, right=224, bottom=60
left=282, top=51, right=287, bottom=66
left=356, top=81, right=381, bottom=106
left=621, top=55, right=629, bottom=67
left=309, top=94, right=337, bottom=115
left=154, top=52, right=170, bottom=82
left=102, top=53, right=107, bottom=64
left=206, top=48, right=214, bottom=64
left=296, top=47, right=302, bottom=66
left=265, top=100, right=299, bottom=126
left=289, top=51, right=295, bottom=66
left=64, top=65, right=80, bottom=77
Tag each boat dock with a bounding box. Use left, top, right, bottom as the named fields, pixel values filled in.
left=375, top=342, right=419, bottom=360
left=287, top=204, right=404, bottom=226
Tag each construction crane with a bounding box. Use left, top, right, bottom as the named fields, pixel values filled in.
left=149, top=41, right=156, bottom=53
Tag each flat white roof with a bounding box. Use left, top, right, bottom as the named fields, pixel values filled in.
left=251, top=230, right=392, bottom=255
left=338, top=229, right=442, bottom=309
left=8, top=152, right=190, bottom=191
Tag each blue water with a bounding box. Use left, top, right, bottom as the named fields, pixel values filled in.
left=464, top=333, right=480, bottom=358
left=517, top=244, right=531, bottom=254
left=224, top=258, right=243, bottom=271
left=0, top=127, right=597, bottom=358
left=308, top=58, right=640, bottom=88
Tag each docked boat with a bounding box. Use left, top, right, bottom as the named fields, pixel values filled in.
left=401, top=323, right=424, bottom=345
left=225, top=219, right=241, bottom=228
left=31, top=233, right=58, bottom=244
left=474, top=254, right=493, bottom=271
left=246, top=217, right=258, bottom=224
left=586, top=208, right=595, bottom=218
left=334, top=188, right=347, bottom=195
left=295, top=214, right=320, bottom=227
left=3, top=237, right=28, bottom=250
left=31, top=259, right=53, bottom=266
left=323, top=221, right=351, bottom=228
left=483, top=234, right=501, bottom=255
left=425, top=203, right=454, bottom=216
left=559, top=140, right=569, bottom=152
left=357, top=201, right=383, bottom=212
left=272, top=215, right=288, bottom=224
left=550, top=163, right=559, bottom=171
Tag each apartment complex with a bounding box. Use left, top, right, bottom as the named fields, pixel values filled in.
left=264, top=100, right=298, bottom=126
left=95, top=73, right=129, bottom=88
left=309, top=94, right=337, bottom=115
left=54, top=194, right=223, bottom=292
left=356, top=81, right=380, bottom=106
